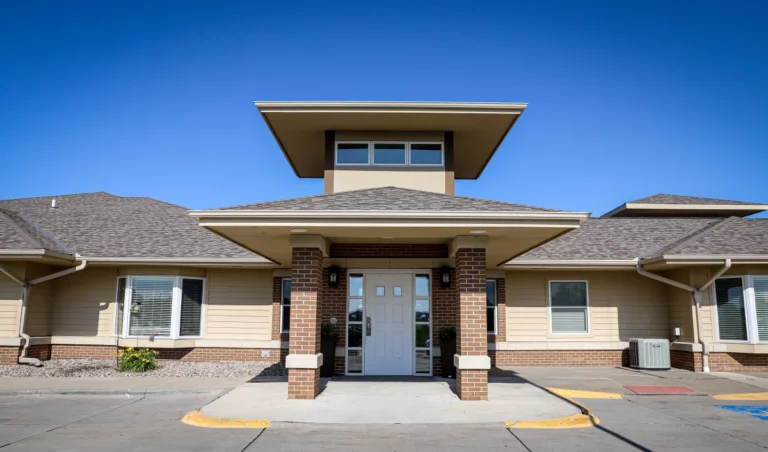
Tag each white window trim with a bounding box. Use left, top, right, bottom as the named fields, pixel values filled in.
left=280, top=277, right=291, bottom=333
left=113, top=276, right=128, bottom=337
left=548, top=280, right=590, bottom=335
left=487, top=279, right=498, bottom=335
left=408, top=142, right=444, bottom=167
left=372, top=141, right=408, bottom=166
left=713, top=275, right=767, bottom=344
left=115, top=275, right=206, bottom=340
left=335, top=141, right=444, bottom=168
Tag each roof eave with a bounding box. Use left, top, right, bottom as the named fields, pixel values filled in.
left=189, top=210, right=591, bottom=221
left=80, top=257, right=275, bottom=267
left=603, top=203, right=768, bottom=217
left=0, top=249, right=75, bottom=262
left=504, top=259, right=639, bottom=270
left=640, top=254, right=768, bottom=266
left=254, top=101, right=529, bottom=114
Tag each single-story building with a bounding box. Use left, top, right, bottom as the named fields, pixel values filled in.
left=1, top=101, right=767, bottom=401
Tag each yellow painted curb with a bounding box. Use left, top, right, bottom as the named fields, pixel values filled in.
left=712, top=393, right=768, bottom=401
left=546, top=387, right=623, bottom=400
left=181, top=410, right=271, bottom=429
left=505, top=413, right=599, bottom=429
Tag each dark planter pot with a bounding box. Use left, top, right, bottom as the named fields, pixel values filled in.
left=440, top=340, right=456, bottom=378
left=321, top=338, right=336, bottom=378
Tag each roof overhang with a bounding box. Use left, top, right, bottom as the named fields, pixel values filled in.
left=504, top=259, right=639, bottom=270
left=0, top=249, right=75, bottom=264
left=639, top=254, right=768, bottom=270
left=603, top=203, right=768, bottom=218
left=189, top=209, right=589, bottom=267
left=79, top=257, right=275, bottom=267
left=255, top=101, right=527, bottom=180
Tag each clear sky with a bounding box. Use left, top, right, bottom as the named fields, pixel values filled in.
left=1, top=1, right=766, bottom=217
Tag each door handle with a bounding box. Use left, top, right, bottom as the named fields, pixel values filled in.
left=366, top=316, right=372, bottom=336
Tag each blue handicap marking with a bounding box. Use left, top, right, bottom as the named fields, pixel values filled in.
left=717, top=405, right=768, bottom=421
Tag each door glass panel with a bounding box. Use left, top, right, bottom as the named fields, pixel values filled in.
left=415, top=324, right=430, bottom=347
left=349, top=274, right=364, bottom=297
left=348, top=324, right=363, bottom=348
left=415, top=275, right=430, bottom=297
left=415, top=349, right=430, bottom=374
left=348, top=299, right=363, bottom=322
left=416, top=299, right=430, bottom=322
left=393, top=286, right=402, bottom=297
left=347, top=350, right=362, bottom=373
left=376, top=286, right=385, bottom=296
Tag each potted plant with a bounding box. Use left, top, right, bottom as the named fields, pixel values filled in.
left=320, top=322, right=337, bottom=377
left=439, top=326, right=457, bottom=378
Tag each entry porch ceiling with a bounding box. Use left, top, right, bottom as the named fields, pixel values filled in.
left=255, top=101, right=527, bottom=180
left=193, top=214, right=586, bottom=267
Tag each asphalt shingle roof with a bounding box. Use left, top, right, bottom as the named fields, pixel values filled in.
left=0, top=193, right=263, bottom=259
left=514, top=218, right=721, bottom=261
left=0, top=208, right=72, bottom=254
left=217, top=186, right=561, bottom=212
left=655, top=217, right=768, bottom=256
left=630, top=194, right=764, bottom=206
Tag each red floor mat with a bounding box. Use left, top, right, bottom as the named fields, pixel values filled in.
left=625, top=385, right=700, bottom=395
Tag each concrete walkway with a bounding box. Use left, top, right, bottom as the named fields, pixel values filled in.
left=200, top=377, right=581, bottom=424
left=0, top=377, right=245, bottom=395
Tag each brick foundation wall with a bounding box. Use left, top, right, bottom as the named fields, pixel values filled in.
left=492, top=349, right=628, bottom=367
left=709, top=352, right=768, bottom=372
left=330, top=244, right=448, bottom=259
left=0, top=346, right=19, bottom=365
left=670, top=350, right=702, bottom=372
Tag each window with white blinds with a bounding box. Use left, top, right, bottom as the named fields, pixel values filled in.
left=753, top=278, right=768, bottom=342
left=714, top=276, right=768, bottom=344
left=550, top=281, right=589, bottom=334
left=715, top=278, right=747, bottom=341
left=116, top=276, right=205, bottom=339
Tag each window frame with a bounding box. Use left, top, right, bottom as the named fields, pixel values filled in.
left=346, top=273, right=365, bottom=375
left=334, top=141, right=444, bottom=168
left=408, top=142, right=444, bottom=167
left=114, top=275, right=206, bottom=340
left=548, top=280, right=590, bottom=335
left=413, top=273, right=432, bottom=375
left=486, top=279, right=498, bottom=335
left=280, top=277, right=291, bottom=333
left=713, top=275, right=768, bottom=344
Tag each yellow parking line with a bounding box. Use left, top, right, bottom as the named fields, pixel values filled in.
left=546, top=387, right=623, bottom=400
left=181, top=410, right=271, bottom=428
left=712, top=393, right=768, bottom=401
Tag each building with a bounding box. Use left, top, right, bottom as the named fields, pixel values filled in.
left=1, top=101, right=767, bottom=401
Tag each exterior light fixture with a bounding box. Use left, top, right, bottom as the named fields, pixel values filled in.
left=439, top=266, right=452, bottom=288
left=328, top=265, right=341, bottom=287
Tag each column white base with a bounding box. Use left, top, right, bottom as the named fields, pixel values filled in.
left=454, top=354, right=491, bottom=370
left=286, top=353, right=324, bottom=369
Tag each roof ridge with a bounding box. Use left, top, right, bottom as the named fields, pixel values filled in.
left=642, top=217, right=734, bottom=258
left=0, top=207, right=76, bottom=255
left=0, top=191, right=116, bottom=202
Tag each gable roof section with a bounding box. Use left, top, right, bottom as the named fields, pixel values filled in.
left=602, top=193, right=768, bottom=218
left=0, top=208, right=73, bottom=255
left=509, top=218, right=721, bottom=265
left=0, top=193, right=267, bottom=263
left=216, top=186, right=561, bottom=212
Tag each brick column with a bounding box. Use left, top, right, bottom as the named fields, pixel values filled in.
left=286, top=242, right=325, bottom=399
left=452, top=237, right=490, bottom=401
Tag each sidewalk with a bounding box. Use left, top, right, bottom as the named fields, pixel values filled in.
left=498, top=367, right=768, bottom=396
left=0, top=377, right=245, bottom=395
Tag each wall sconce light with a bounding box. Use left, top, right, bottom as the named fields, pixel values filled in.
left=328, top=265, right=341, bottom=287
left=439, top=266, right=452, bottom=288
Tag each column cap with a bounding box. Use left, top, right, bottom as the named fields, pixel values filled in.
left=450, top=235, right=488, bottom=256
left=454, top=354, right=491, bottom=370
left=286, top=353, right=324, bottom=369
left=290, top=234, right=329, bottom=256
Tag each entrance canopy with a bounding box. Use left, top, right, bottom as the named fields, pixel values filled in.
left=190, top=187, right=589, bottom=267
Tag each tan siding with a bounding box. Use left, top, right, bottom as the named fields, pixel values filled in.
left=665, top=268, right=697, bottom=343
left=505, top=271, right=669, bottom=342
left=204, top=269, right=273, bottom=340
left=25, top=264, right=59, bottom=337
left=0, top=263, right=25, bottom=338
left=51, top=267, right=119, bottom=337
left=117, top=266, right=206, bottom=277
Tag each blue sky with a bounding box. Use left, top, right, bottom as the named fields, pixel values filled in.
left=1, top=1, right=766, bottom=216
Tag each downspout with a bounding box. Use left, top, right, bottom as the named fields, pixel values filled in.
left=0, top=260, right=88, bottom=366
left=636, top=258, right=731, bottom=373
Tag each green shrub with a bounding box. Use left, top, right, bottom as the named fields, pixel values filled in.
left=439, top=326, right=457, bottom=342
left=117, top=346, right=158, bottom=372
left=321, top=323, right=337, bottom=342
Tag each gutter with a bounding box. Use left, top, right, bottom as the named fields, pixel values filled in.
left=0, top=260, right=88, bottom=366
left=636, top=259, right=731, bottom=372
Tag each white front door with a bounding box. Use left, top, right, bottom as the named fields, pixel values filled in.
left=364, top=273, right=413, bottom=375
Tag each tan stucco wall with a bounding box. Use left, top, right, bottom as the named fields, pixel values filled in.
left=505, top=271, right=670, bottom=342
left=204, top=269, right=273, bottom=340
left=0, top=263, right=25, bottom=338
left=332, top=169, right=449, bottom=194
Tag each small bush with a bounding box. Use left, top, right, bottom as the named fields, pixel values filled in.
left=439, top=326, right=457, bottom=342
left=117, top=347, right=158, bottom=372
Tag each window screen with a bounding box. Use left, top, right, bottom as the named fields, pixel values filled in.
left=550, top=282, right=588, bottom=333
left=129, top=277, right=174, bottom=336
